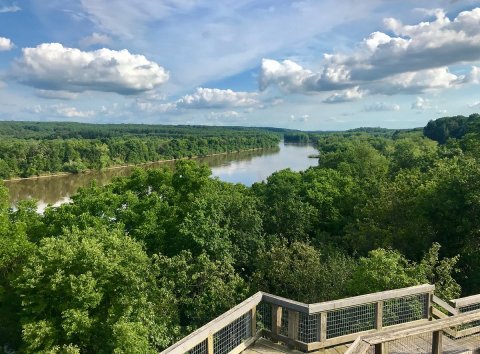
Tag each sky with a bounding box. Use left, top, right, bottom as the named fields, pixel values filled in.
left=0, top=0, right=480, bottom=130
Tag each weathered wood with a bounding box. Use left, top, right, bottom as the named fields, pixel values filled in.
left=456, top=324, right=480, bottom=338
left=263, top=331, right=309, bottom=352
left=344, top=338, right=370, bottom=354
left=427, top=292, right=433, bottom=320
left=309, top=284, right=435, bottom=313
left=320, top=312, right=327, bottom=342
left=375, top=301, right=383, bottom=330
left=207, top=333, right=213, bottom=354
left=272, top=305, right=283, bottom=336
left=228, top=330, right=263, bottom=354
left=365, top=309, right=480, bottom=345
left=251, top=305, right=257, bottom=337
left=452, top=293, right=480, bottom=309
left=432, top=295, right=458, bottom=315
left=288, top=310, right=299, bottom=341
left=262, top=293, right=309, bottom=313
left=431, top=330, right=442, bottom=354
left=374, top=343, right=385, bottom=354
left=160, top=292, right=262, bottom=354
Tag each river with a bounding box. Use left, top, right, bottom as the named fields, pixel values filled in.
left=5, top=142, right=318, bottom=212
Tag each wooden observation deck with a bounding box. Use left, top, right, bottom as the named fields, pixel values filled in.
left=162, top=285, right=480, bottom=354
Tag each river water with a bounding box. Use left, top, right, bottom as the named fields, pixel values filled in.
left=5, top=142, right=318, bottom=212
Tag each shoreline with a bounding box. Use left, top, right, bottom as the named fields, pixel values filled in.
left=3, top=146, right=272, bottom=183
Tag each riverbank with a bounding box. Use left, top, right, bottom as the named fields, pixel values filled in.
left=3, top=147, right=269, bottom=183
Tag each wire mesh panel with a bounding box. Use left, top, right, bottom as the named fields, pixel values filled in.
left=298, top=313, right=320, bottom=343
left=447, top=325, right=480, bottom=353
left=386, top=332, right=433, bottom=354
left=185, top=339, right=208, bottom=354
left=280, top=308, right=289, bottom=336
left=383, top=293, right=429, bottom=327
left=213, top=311, right=252, bottom=354
left=459, top=302, right=480, bottom=313
left=326, top=303, right=376, bottom=339
left=257, top=302, right=272, bottom=331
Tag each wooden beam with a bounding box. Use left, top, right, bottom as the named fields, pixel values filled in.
left=251, top=305, right=257, bottom=336
left=452, top=293, right=480, bottom=309
left=261, top=293, right=309, bottom=313
left=374, top=343, right=385, bottom=354
left=432, top=330, right=442, bottom=354
left=272, top=304, right=283, bottom=336
left=288, top=310, right=299, bottom=341
left=309, top=285, right=435, bottom=313
left=320, top=312, right=327, bottom=342
left=375, top=301, right=383, bottom=330
left=207, top=333, right=213, bottom=354
left=432, top=295, right=458, bottom=315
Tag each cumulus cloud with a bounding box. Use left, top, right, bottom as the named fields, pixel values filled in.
left=13, top=43, right=169, bottom=95
left=176, top=88, right=259, bottom=109
left=411, top=97, right=431, bottom=111
left=0, top=3, right=20, bottom=13
left=468, top=101, right=480, bottom=108
left=0, top=37, right=13, bottom=51
left=290, top=114, right=309, bottom=122
left=29, top=104, right=95, bottom=118
left=79, top=33, right=112, bottom=48
left=324, top=87, right=364, bottom=103
left=260, top=8, right=480, bottom=97
left=364, top=102, right=400, bottom=112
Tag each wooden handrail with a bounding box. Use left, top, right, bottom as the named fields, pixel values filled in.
left=432, top=295, right=458, bottom=315
left=161, top=292, right=262, bottom=354
left=308, top=284, right=434, bottom=313
left=452, top=293, right=480, bottom=309
left=345, top=309, right=480, bottom=354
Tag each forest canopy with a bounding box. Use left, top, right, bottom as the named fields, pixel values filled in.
left=1, top=115, right=480, bottom=352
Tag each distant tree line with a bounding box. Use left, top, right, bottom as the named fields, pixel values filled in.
left=0, top=122, right=280, bottom=179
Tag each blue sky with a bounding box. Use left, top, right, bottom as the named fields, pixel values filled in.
left=1, top=0, right=480, bottom=130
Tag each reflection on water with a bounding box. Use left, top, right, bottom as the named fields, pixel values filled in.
left=5, top=142, right=318, bottom=211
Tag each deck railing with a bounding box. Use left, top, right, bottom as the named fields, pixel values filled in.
left=161, top=284, right=435, bottom=354
left=345, top=309, right=480, bottom=354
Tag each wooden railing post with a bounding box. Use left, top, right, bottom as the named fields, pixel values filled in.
left=207, top=333, right=214, bottom=354
left=288, top=310, right=299, bottom=340
left=428, top=292, right=434, bottom=321
left=320, top=312, right=327, bottom=342
left=376, top=301, right=383, bottom=330
left=374, top=343, right=386, bottom=354
left=272, top=304, right=282, bottom=336
left=432, top=330, right=442, bottom=354
left=251, top=305, right=257, bottom=336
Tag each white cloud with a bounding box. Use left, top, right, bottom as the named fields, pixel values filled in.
left=261, top=8, right=480, bottom=97
left=28, top=104, right=95, bottom=118
left=411, top=97, right=431, bottom=111
left=0, top=37, right=13, bottom=51
left=176, top=88, right=259, bottom=109
left=290, top=114, right=309, bottom=122
left=324, top=87, right=364, bottom=104
left=13, top=43, right=169, bottom=95
left=136, top=87, right=260, bottom=114
left=79, top=32, right=112, bottom=48
left=0, top=3, right=20, bottom=13
left=364, top=102, right=400, bottom=112
left=468, top=101, right=480, bottom=108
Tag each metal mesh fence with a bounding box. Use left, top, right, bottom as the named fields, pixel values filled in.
left=213, top=311, right=252, bottom=354
left=298, top=313, right=320, bottom=343
left=383, top=293, right=429, bottom=327
left=256, top=302, right=272, bottom=331
left=326, top=303, right=376, bottom=339
left=458, top=302, right=480, bottom=313
left=186, top=339, right=208, bottom=354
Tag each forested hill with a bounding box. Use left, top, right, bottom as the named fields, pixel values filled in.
left=423, top=113, right=480, bottom=144
left=0, top=122, right=281, bottom=179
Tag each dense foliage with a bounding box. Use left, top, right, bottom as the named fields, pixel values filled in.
left=0, top=122, right=280, bottom=179
left=1, top=115, right=480, bottom=352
